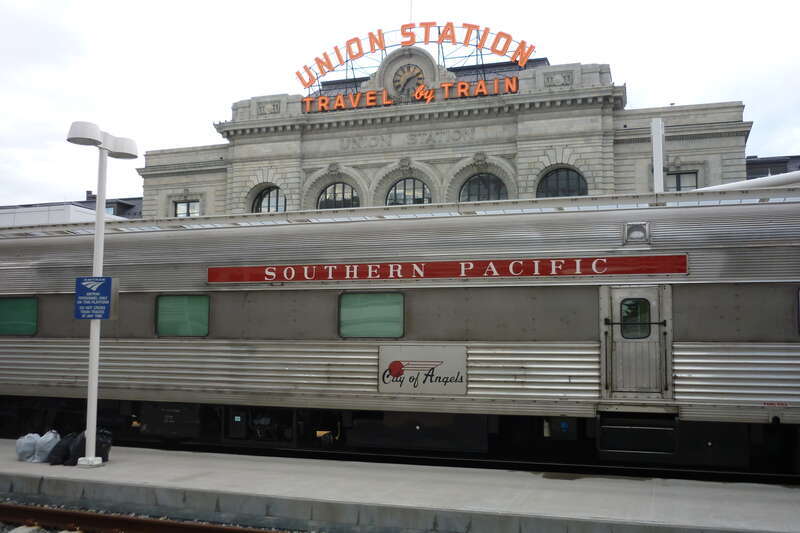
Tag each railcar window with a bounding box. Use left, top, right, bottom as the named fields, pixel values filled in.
left=339, top=293, right=404, bottom=338
left=156, top=295, right=209, bottom=337
left=0, top=297, right=37, bottom=335
left=621, top=298, right=650, bottom=339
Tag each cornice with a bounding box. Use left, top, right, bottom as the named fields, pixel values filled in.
left=214, top=86, right=626, bottom=140
left=137, top=160, right=228, bottom=178
left=614, top=121, right=752, bottom=145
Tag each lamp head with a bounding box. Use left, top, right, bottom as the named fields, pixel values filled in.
left=67, top=121, right=103, bottom=146
left=108, top=136, right=138, bottom=159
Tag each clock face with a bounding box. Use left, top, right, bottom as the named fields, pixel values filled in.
left=392, top=63, right=424, bottom=97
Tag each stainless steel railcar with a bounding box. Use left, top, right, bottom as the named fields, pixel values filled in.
left=1, top=189, right=799, bottom=471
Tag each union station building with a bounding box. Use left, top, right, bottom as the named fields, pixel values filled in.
left=137, top=42, right=752, bottom=219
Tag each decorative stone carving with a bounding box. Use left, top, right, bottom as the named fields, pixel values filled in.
left=328, top=162, right=340, bottom=174
left=256, top=102, right=282, bottom=116
left=399, top=157, right=411, bottom=170
left=255, top=167, right=274, bottom=182
left=473, top=152, right=488, bottom=170
left=544, top=72, right=574, bottom=87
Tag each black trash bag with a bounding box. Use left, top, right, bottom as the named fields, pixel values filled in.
left=47, top=432, right=77, bottom=465
left=64, top=431, right=86, bottom=466
left=96, top=428, right=113, bottom=463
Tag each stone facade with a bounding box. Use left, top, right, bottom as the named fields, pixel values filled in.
left=138, top=51, right=752, bottom=219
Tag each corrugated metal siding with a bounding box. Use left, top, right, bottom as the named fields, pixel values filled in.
left=0, top=339, right=599, bottom=401
left=1, top=203, right=799, bottom=293
left=3, top=339, right=798, bottom=421
left=468, top=343, right=600, bottom=398
left=0, top=339, right=377, bottom=394
left=673, top=343, right=800, bottom=403
left=612, top=340, right=662, bottom=392
left=678, top=405, right=800, bottom=424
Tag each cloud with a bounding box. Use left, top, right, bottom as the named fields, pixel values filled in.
left=0, top=2, right=83, bottom=81
left=0, top=0, right=798, bottom=209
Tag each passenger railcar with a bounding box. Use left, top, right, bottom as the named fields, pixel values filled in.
left=1, top=189, right=798, bottom=472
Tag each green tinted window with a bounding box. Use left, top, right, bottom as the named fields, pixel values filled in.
left=621, top=298, right=650, bottom=339
left=340, top=293, right=403, bottom=338
left=157, top=295, right=209, bottom=336
left=0, top=298, right=37, bottom=335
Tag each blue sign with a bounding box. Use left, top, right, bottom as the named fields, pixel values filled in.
left=74, top=277, right=113, bottom=320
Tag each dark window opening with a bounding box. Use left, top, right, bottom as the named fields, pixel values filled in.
left=536, top=168, right=588, bottom=198
left=318, top=182, right=360, bottom=210
left=386, top=178, right=432, bottom=205
left=175, top=200, right=199, bottom=218
left=459, top=173, right=508, bottom=202
left=665, top=172, right=698, bottom=192
left=252, top=187, right=287, bottom=213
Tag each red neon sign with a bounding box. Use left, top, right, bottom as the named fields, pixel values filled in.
left=302, top=77, right=518, bottom=113
left=296, top=22, right=535, bottom=89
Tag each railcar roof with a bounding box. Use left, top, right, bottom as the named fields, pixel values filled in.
left=1, top=187, right=798, bottom=240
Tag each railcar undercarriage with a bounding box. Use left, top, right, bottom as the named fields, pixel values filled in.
left=2, top=396, right=797, bottom=475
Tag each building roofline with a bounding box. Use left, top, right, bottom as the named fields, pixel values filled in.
left=746, top=155, right=800, bottom=162
left=2, top=187, right=798, bottom=239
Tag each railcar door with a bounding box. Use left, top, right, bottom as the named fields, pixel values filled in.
left=606, top=286, right=670, bottom=397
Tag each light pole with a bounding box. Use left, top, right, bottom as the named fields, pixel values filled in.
left=67, top=121, right=137, bottom=467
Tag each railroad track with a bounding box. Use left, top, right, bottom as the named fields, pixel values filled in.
left=0, top=503, right=289, bottom=533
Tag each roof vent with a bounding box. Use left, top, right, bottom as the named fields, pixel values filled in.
left=624, top=222, right=650, bottom=244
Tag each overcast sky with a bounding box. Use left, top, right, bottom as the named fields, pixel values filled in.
left=1, top=0, right=798, bottom=205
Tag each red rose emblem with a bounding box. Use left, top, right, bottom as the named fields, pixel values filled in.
left=388, top=360, right=405, bottom=377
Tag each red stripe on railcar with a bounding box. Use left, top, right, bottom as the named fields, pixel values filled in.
left=208, top=254, right=687, bottom=283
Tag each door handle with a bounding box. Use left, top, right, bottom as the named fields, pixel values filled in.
left=663, top=330, right=669, bottom=392
left=604, top=330, right=610, bottom=391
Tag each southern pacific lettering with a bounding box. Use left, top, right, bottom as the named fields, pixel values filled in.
left=207, top=255, right=688, bottom=283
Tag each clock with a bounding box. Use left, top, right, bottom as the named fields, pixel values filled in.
left=392, top=63, right=424, bottom=98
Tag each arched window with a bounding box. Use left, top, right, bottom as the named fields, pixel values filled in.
left=536, top=168, right=588, bottom=198
left=317, top=182, right=360, bottom=210
left=459, top=173, right=508, bottom=202
left=386, top=178, right=432, bottom=206
left=252, top=186, right=286, bottom=213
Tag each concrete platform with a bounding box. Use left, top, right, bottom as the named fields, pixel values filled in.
left=0, top=440, right=797, bottom=533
